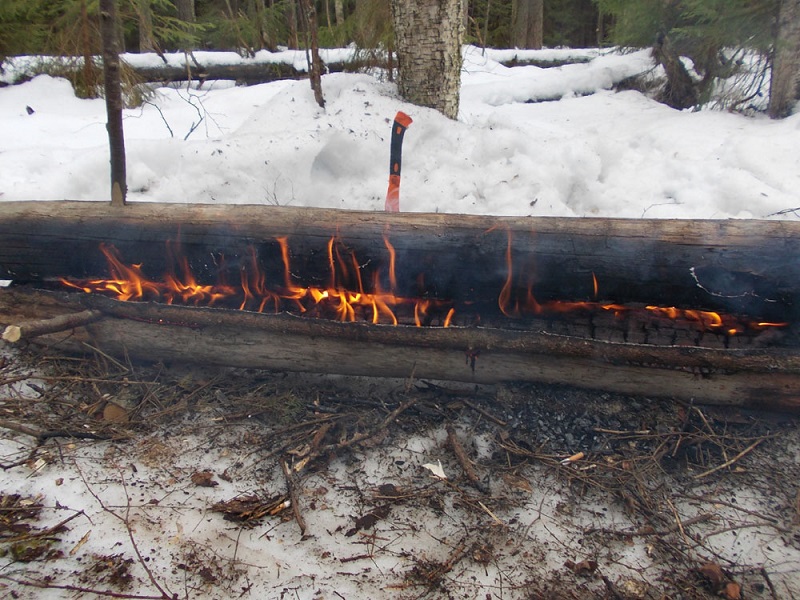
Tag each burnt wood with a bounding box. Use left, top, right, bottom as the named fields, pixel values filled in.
left=0, top=201, right=798, bottom=326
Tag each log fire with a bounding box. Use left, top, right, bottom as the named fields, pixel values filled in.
left=1, top=201, right=799, bottom=411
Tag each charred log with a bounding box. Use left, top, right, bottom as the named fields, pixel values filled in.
left=0, top=201, right=797, bottom=329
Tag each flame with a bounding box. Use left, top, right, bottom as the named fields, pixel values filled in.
left=60, top=236, right=790, bottom=337
left=62, top=237, right=457, bottom=328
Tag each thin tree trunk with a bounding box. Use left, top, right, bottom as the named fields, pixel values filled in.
left=299, top=0, right=325, bottom=108
left=99, top=0, right=127, bottom=206
left=79, top=0, right=100, bottom=93
left=334, top=0, right=344, bottom=26
left=176, top=0, right=196, bottom=22
left=287, top=0, right=300, bottom=49
left=390, top=0, right=464, bottom=119
left=769, top=0, right=800, bottom=118
left=137, top=0, right=158, bottom=52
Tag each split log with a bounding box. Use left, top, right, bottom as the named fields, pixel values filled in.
left=1, top=288, right=799, bottom=412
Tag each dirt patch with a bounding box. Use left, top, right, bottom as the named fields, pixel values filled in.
left=0, top=346, right=798, bottom=598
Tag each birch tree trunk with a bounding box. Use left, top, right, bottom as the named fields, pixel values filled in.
left=512, top=0, right=543, bottom=49
left=390, top=0, right=464, bottom=119
left=769, top=0, right=800, bottom=118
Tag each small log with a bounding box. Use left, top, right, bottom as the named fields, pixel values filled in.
left=2, top=309, right=102, bottom=343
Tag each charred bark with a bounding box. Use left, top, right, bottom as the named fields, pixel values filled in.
left=0, top=202, right=797, bottom=332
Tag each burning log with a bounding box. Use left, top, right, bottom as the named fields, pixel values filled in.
left=0, top=201, right=799, bottom=412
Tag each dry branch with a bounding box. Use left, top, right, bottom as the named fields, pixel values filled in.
left=2, top=309, right=101, bottom=343
left=446, top=425, right=479, bottom=485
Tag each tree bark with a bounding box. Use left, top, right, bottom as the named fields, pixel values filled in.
left=137, top=0, right=158, bottom=53
left=390, top=0, right=464, bottom=119
left=512, top=0, right=544, bottom=49
left=299, top=0, right=325, bottom=108
left=99, top=0, right=127, bottom=206
left=175, top=0, right=196, bottom=22
left=769, top=0, right=800, bottom=118
left=1, top=288, right=799, bottom=412
left=334, top=0, right=345, bottom=26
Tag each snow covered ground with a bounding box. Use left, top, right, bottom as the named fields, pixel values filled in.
left=1, top=46, right=800, bottom=599
left=1, top=45, right=799, bottom=219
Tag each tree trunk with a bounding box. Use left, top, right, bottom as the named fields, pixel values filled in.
left=287, top=0, right=300, bottom=49
left=299, top=0, right=325, bottom=108
left=175, top=0, right=196, bottom=22
left=652, top=32, right=698, bottom=110
left=390, top=0, right=464, bottom=119
left=99, top=0, right=127, bottom=206
left=334, top=0, right=344, bottom=26
left=512, top=0, right=543, bottom=49
left=80, top=0, right=101, bottom=94
left=137, top=0, right=158, bottom=53
left=769, top=0, right=800, bottom=118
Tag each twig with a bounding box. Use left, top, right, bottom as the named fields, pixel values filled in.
left=760, top=567, right=779, bottom=600
left=459, top=397, right=507, bottom=426
left=584, top=512, right=716, bottom=537
left=446, top=425, right=479, bottom=485
left=281, top=457, right=306, bottom=535
left=692, top=437, right=766, bottom=480
left=321, top=396, right=418, bottom=452
left=76, top=463, right=174, bottom=599
left=0, top=576, right=168, bottom=599
left=6, top=509, right=86, bottom=543
left=0, top=419, right=115, bottom=442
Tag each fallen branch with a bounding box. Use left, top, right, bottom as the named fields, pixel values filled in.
left=2, top=310, right=102, bottom=343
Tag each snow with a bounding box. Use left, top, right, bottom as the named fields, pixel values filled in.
left=1, top=46, right=800, bottom=598
left=1, top=45, right=798, bottom=219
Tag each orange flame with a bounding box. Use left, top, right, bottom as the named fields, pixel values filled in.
left=60, top=236, right=789, bottom=337
left=62, top=237, right=457, bottom=328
